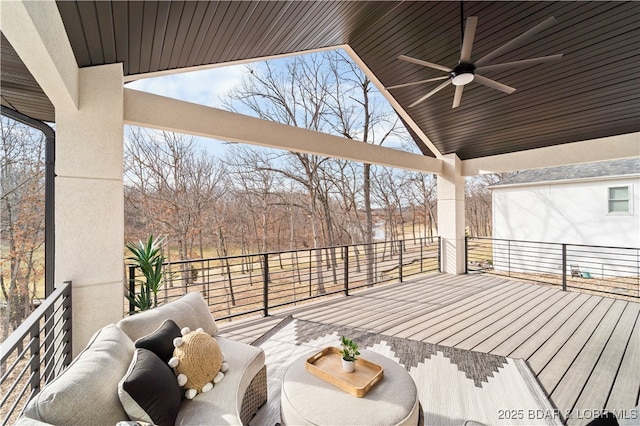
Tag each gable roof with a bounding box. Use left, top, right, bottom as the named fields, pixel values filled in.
left=492, top=157, right=640, bottom=187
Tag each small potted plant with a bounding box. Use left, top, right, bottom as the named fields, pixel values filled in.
left=340, top=336, right=360, bottom=373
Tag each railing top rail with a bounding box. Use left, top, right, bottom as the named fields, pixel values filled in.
left=466, top=236, right=639, bottom=251
left=0, top=281, right=71, bottom=362
left=147, top=237, right=440, bottom=267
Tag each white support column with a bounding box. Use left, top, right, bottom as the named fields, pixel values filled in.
left=55, top=64, right=124, bottom=355
left=438, top=154, right=466, bottom=274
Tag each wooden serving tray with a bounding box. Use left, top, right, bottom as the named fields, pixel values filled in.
left=305, top=347, right=384, bottom=397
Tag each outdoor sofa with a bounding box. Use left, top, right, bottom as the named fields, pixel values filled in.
left=15, top=292, right=267, bottom=425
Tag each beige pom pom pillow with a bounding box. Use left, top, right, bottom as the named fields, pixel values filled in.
left=168, top=327, right=229, bottom=399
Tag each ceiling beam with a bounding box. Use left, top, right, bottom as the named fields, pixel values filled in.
left=0, top=0, right=79, bottom=110
left=124, top=89, right=443, bottom=174
left=462, top=133, right=640, bottom=176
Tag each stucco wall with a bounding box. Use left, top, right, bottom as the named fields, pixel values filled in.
left=493, top=177, right=639, bottom=248
left=492, top=176, right=639, bottom=277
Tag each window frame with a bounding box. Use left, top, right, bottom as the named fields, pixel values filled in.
left=607, top=184, right=632, bottom=215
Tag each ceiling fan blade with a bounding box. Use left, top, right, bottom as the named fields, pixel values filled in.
left=386, top=76, right=449, bottom=90
left=398, top=55, right=452, bottom=72
left=408, top=80, right=452, bottom=107
left=475, top=16, right=558, bottom=66
left=460, top=16, right=478, bottom=62
left=476, top=54, right=563, bottom=73
left=452, top=85, right=464, bottom=108
left=474, top=74, right=516, bottom=94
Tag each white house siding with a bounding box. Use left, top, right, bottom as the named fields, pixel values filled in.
left=492, top=176, right=640, bottom=276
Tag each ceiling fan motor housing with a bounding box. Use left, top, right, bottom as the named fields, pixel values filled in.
left=451, top=62, right=476, bottom=85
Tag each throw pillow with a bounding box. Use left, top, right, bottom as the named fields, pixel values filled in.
left=134, top=319, right=181, bottom=362
left=118, top=348, right=182, bottom=426
left=22, top=324, right=134, bottom=425
left=168, top=327, right=228, bottom=399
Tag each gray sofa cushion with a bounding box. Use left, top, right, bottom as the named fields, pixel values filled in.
left=22, top=324, right=134, bottom=425
left=117, top=292, right=218, bottom=341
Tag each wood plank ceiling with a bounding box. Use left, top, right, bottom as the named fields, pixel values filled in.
left=1, top=1, right=638, bottom=160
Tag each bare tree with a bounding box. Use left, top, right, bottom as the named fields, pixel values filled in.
left=371, top=167, right=399, bottom=241
left=465, top=174, right=504, bottom=237
left=124, top=128, right=227, bottom=289
left=405, top=171, right=437, bottom=241
left=323, top=51, right=409, bottom=282
left=224, top=56, right=337, bottom=293
left=225, top=145, right=283, bottom=253
left=0, top=117, right=46, bottom=339
left=224, top=51, right=411, bottom=286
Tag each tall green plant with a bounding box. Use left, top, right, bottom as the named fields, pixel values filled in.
left=126, top=235, right=165, bottom=313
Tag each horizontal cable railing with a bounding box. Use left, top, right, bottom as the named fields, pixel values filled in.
left=128, top=237, right=441, bottom=319
left=466, top=237, right=639, bottom=300
left=0, top=282, right=72, bottom=426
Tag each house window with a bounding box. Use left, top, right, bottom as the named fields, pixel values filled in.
left=608, top=186, right=630, bottom=213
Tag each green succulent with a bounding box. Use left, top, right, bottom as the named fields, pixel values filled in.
left=340, top=336, right=360, bottom=362
left=126, top=234, right=165, bottom=313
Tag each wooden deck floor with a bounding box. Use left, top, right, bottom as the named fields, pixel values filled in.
left=218, top=273, right=640, bottom=425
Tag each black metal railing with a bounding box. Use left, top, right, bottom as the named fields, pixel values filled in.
left=0, top=281, right=72, bottom=425
left=466, top=237, right=639, bottom=300
left=128, top=237, right=441, bottom=319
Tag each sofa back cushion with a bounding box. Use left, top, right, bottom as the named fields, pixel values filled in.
left=22, top=324, right=134, bottom=425
left=117, top=292, right=218, bottom=341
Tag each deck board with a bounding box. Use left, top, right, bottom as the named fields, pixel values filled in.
left=490, top=291, right=580, bottom=357
left=550, top=299, right=627, bottom=416
left=526, top=296, right=605, bottom=374
left=440, top=286, right=553, bottom=348
left=475, top=289, right=575, bottom=355
left=385, top=279, right=525, bottom=339
left=411, top=281, right=536, bottom=343
left=605, top=309, right=640, bottom=411
left=569, top=302, right=640, bottom=424
left=508, top=292, right=594, bottom=360
left=216, top=273, right=640, bottom=426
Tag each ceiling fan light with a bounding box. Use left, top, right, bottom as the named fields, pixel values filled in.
left=452, top=72, right=475, bottom=86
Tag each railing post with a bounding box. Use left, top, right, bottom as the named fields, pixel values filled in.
left=420, top=238, right=424, bottom=273
left=43, top=302, right=54, bottom=384
left=399, top=240, right=404, bottom=282
left=438, top=236, right=442, bottom=272
left=465, top=237, right=468, bottom=274
left=562, top=244, right=567, bottom=291
left=508, top=240, right=511, bottom=277
left=128, top=265, right=136, bottom=314
left=29, top=325, right=41, bottom=394
left=344, top=245, right=349, bottom=296
left=63, top=282, right=73, bottom=370
left=262, top=253, right=269, bottom=317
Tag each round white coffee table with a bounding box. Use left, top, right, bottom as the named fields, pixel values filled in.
left=280, top=349, right=422, bottom=425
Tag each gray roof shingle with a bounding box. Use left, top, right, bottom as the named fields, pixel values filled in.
left=492, top=158, right=640, bottom=187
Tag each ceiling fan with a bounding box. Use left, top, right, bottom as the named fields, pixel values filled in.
left=388, top=14, right=563, bottom=108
